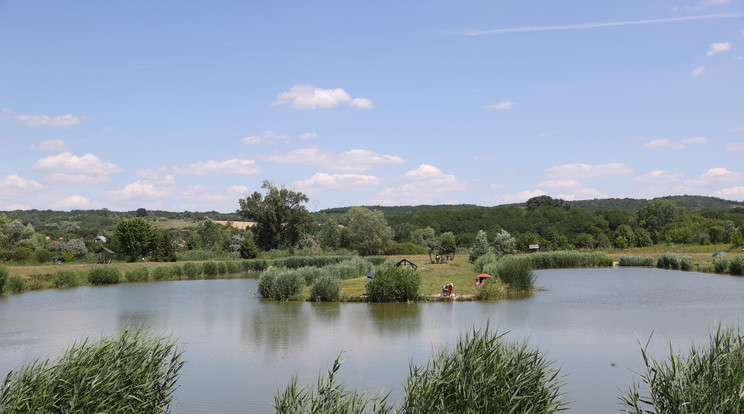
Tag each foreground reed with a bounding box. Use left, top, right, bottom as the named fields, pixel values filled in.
left=621, top=325, right=744, bottom=413
left=0, top=328, right=184, bottom=414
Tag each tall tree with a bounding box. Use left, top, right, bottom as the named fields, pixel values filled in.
left=114, top=217, right=157, bottom=262
left=343, top=207, right=393, bottom=255
left=237, top=180, right=315, bottom=251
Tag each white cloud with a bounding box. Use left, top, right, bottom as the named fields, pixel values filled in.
left=712, top=186, right=744, bottom=200
left=260, top=147, right=404, bottom=173
left=273, top=85, right=373, bottom=110
left=726, top=143, right=744, bottom=151
left=298, top=132, right=318, bottom=140
left=371, top=164, right=464, bottom=205
left=14, top=113, right=83, bottom=127
left=545, top=162, right=633, bottom=179
left=293, top=173, right=381, bottom=194
left=537, top=179, right=582, bottom=189
left=644, top=137, right=707, bottom=150
left=633, top=170, right=684, bottom=185
left=707, top=42, right=732, bottom=56
left=50, top=195, right=100, bottom=211
left=242, top=131, right=291, bottom=145
left=486, top=189, right=548, bottom=204
left=108, top=181, right=171, bottom=200
left=32, top=152, right=122, bottom=183
left=225, top=185, right=250, bottom=197
left=29, top=139, right=70, bottom=152
left=691, top=66, right=705, bottom=77
left=171, top=158, right=261, bottom=175
left=684, top=167, right=744, bottom=187
left=0, top=174, right=44, bottom=191
left=135, top=167, right=176, bottom=185
left=485, top=101, right=515, bottom=110
left=555, top=187, right=606, bottom=201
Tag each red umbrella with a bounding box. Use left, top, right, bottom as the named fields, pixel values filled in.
left=477, top=274, right=491, bottom=278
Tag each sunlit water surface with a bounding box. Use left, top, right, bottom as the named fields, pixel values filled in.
left=1, top=268, right=743, bottom=413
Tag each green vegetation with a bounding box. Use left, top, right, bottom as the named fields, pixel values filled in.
left=366, top=265, right=421, bottom=302
left=0, top=265, right=7, bottom=293
left=474, top=278, right=505, bottom=300
left=6, top=274, right=26, bottom=293
left=88, top=267, right=122, bottom=285
left=113, top=217, right=157, bottom=262
left=258, top=268, right=304, bottom=301
left=489, top=257, right=535, bottom=292
left=619, top=255, right=655, bottom=267
left=241, top=259, right=268, bottom=272
left=53, top=269, right=79, bottom=288
left=0, top=328, right=183, bottom=414
left=125, top=267, right=150, bottom=282
left=527, top=251, right=613, bottom=269
left=310, top=275, right=341, bottom=302
left=152, top=266, right=176, bottom=281
left=656, top=253, right=682, bottom=270
left=622, top=325, right=744, bottom=413
left=343, top=207, right=394, bottom=255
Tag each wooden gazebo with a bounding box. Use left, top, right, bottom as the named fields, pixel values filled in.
left=95, top=247, right=114, bottom=264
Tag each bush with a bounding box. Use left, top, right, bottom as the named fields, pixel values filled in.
left=152, top=266, right=175, bottom=281
left=273, top=271, right=304, bottom=301
left=729, top=256, right=744, bottom=276
left=0, top=265, right=7, bottom=293
left=225, top=261, right=239, bottom=273
left=496, top=257, right=535, bottom=292
left=402, top=326, right=565, bottom=413
left=474, top=278, right=505, bottom=300
left=0, top=328, right=184, bottom=413
left=657, top=253, right=681, bottom=270
left=697, top=262, right=714, bottom=273
left=366, top=266, right=420, bottom=302
left=35, top=249, right=52, bottom=264
left=53, top=270, right=79, bottom=288
left=621, top=325, right=744, bottom=414
left=241, top=259, right=268, bottom=272
left=310, top=275, right=341, bottom=302
left=714, top=258, right=729, bottom=274
left=202, top=261, right=218, bottom=276
left=125, top=267, right=150, bottom=282
left=295, top=266, right=325, bottom=286
left=364, top=256, right=387, bottom=266
left=387, top=241, right=428, bottom=255
left=619, top=255, right=654, bottom=267
left=324, top=257, right=373, bottom=280
left=680, top=256, right=694, bottom=271
left=171, top=265, right=182, bottom=278
left=88, top=267, right=121, bottom=285
left=183, top=262, right=202, bottom=278
left=258, top=269, right=278, bottom=299
left=216, top=262, right=227, bottom=274
left=6, top=274, right=27, bottom=293
left=473, top=254, right=497, bottom=274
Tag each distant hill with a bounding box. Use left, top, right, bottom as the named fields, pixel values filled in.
left=313, top=204, right=480, bottom=224
left=569, top=195, right=744, bottom=213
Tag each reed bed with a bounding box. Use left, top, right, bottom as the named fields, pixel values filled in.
left=258, top=268, right=304, bottom=301
left=656, top=253, right=681, bottom=270
left=402, top=325, right=566, bottom=413
left=483, top=257, right=535, bottom=292
left=0, top=265, right=7, bottom=293
left=241, top=259, right=268, bottom=272
left=310, top=275, right=341, bottom=302
left=125, top=267, right=150, bottom=282
left=366, top=265, right=420, bottom=302
left=621, top=325, right=744, bottom=413
left=527, top=251, right=612, bottom=269
left=272, top=256, right=354, bottom=269
left=0, top=328, right=184, bottom=414
left=53, top=269, right=80, bottom=288
left=729, top=256, right=744, bottom=276
left=88, top=267, right=122, bottom=285
left=618, top=255, right=655, bottom=267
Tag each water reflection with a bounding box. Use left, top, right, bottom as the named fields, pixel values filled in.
left=368, top=302, right=422, bottom=336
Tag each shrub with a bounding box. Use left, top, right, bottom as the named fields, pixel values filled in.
left=473, top=254, right=497, bottom=274
left=0, top=328, right=184, bottom=413
left=697, top=262, right=714, bottom=273
left=714, top=258, right=729, bottom=274
left=171, top=265, right=182, bottom=278
left=680, top=256, right=694, bottom=271
left=0, top=265, right=7, bottom=293
left=241, top=259, right=268, bottom=272
left=729, top=256, right=744, bottom=276
left=387, top=241, right=428, bottom=255
left=27, top=276, right=52, bottom=291
left=258, top=269, right=278, bottom=299
left=152, top=266, right=175, bottom=281
left=34, top=249, right=52, bottom=264
left=183, top=262, right=202, bottom=278
left=474, top=278, right=505, bottom=300
left=125, top=267, right=150, bottom=282
left=6, top=274, right=27, bottom=293
left=657, top=253, right=681, bottom=270
left=273, top=271, right=304, bottom=301
left=621, top=325, right=744, bottom=414
left=496, top=257, right=535, bottom=292
left=216, top=262, right=227, bottom=274
left=324, top=257, right=373, bottom=280
left=402, top=326, right=565, bottom=413
left=619, top=255, right=654, bottom=267
left=202, top=261, right=218, bottom=276
left=469, top=230, right=491, bottom=262
left=310, top=275, right=341, bottom=302
left=53, top=270, right=79, bottom=288
left=296, top=266, right=325, bottom=286
left=225, top=261, right=239, bottom=273
left=366, top=266, right=420, bottom=302
left=88, top=267, right=121, bottom=285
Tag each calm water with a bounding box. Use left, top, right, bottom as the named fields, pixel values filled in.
left=1, top=268, right=743, bottom=413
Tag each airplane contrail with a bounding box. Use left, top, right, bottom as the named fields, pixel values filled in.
left=465, top=13, right=744, bottom=36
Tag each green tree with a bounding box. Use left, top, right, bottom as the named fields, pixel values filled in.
left=239, top=237, right=259, bottom=259
left=614, top=224, right=636, bottom=247
left=114, top=217, right=157, bottom=262
left=318, top=219, right=341, bottom=249
left=237, top=180, right=315, bottom=251
left=638, top=200, right=687, bottom=236
left=439, top=232, right=457, bottom=254
left=491, top=229, right=516, bottom=256
left=469, top=230, right=491, bottom=261
left=411, top=227, right=437, bottom=248
left=342, top=207, right=393, bottom=255
left=526, top=195, right=570, bottom=211
left=152, top=230, right=176, bottom=262
left=574, top=233, right=596, bottom=249
left=135, top=208, right=148, bottom=218
left=634, top=227, right=653, bottom=247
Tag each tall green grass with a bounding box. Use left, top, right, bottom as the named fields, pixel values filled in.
left=729, top=256, right=744, bottom=276
left=88, top=267, right=122, bottom=285
left=527, top=251, right=612, bottom=269
left=619, top=255, right=654, bottom=267
left=183, top=262, right=202, bottom=278
left=310, top=275, right=341, bottom=302
left=0, top=265, right=7, bottom=293
left=474, top=278, right=505, bottom=300
left=656, top=253, right=681, bottom=270
left=258, top=268, right=304, bottom=301
left=621, top=325, right=744, bottom=413
left=241, top=259, right=268, bottom=272
left=5, top=275, right=26, bottom=293
left=402, top=325, right=566, bottom=413
left=125, top=267, right=150, bottom=282
left=53, top=269, right=80, bottom=288
left=272, top=256, right=354, bottom=269
left=485, top=257, right=535, bottom=292
left=366, top=266, right=420, bottom=302
left=0, top=328, right=184, bottom=413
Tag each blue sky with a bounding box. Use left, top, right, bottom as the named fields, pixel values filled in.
left=1, top=1, right=743, bottom=212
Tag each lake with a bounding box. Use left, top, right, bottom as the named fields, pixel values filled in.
left=1, top=267, right=743, bottom=413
